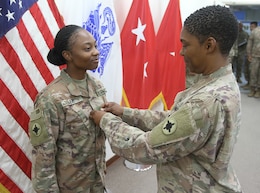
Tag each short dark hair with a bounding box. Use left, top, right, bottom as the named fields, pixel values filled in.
left=184, top=5, right=238, bottom=56
left=250, top=21, right=258, bottom=26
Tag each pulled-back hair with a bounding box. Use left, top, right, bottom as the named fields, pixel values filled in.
left=47, top=25, right=83, bottom=66
left=184, top=5, right=238, bottom=56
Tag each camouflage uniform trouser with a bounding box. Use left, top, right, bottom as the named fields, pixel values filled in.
left=232, top=51, right=246, bottom=79
left=244, top=58, right=250, bottom=83
left=249, top=57, right=260, bottom=89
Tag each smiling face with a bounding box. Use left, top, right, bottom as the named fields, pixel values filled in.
left=180, top=28, right=207, bottom=74
left=63, top=29, right=99, bottom=79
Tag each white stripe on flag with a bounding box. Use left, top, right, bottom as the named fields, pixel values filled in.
left=0, top=54, right=34, bottom=115
left=5, top=28, right=48, bottom=93
left=0, top=101, right=32, bottom=162
left=22, top=6, right=60, bottom=79
left=0, top=147, right=34, bottom=193
left=38, top=0, right=61, bottom=38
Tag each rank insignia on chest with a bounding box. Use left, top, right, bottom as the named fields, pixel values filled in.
left=162, top=118, right=177, bottom=135
left=96, top=88, right=106, bottom=96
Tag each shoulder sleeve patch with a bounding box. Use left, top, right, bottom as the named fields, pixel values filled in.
left=149, top=105, right=198, bottom=147
left=29, top=108, right=50, bottom=146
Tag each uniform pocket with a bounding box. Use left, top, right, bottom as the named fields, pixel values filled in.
left=63, top=101, right=93, bottom=138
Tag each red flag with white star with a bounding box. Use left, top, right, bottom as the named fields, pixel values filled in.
left=121, top=0, right=157, bottom=109
left=155, top=0, right=185, bottom=110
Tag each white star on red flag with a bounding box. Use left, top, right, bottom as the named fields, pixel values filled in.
left=143, top=62, right=148, bottom=78
left=131, top=17, right=146, bottom=46
left=170, top=52, right=176, bottom=56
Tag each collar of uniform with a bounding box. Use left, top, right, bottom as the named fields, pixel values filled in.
left=173, top=64, right=234, bottom=108
left=186, top=64, right=233, bottom=90
left=193, top=64, right=233, bottom=91
left=202, top=63, right=232, bottom=80
left=60, top=69, right=89, bottom=97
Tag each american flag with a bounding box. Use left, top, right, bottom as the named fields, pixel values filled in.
left=0, top=0, right=64, bottom=192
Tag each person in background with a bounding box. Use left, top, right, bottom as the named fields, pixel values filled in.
left=229, top=38, right=238, bottom=65
left=242, top=21, right=258, bottom=90
left=232, top=22, right=249, bottom=83
left=90, top=5, right=242, bottom=193
left=246, top=22, right=260, bottom=98
left=249, top=21, right=258, bottom=31
left=29, top=25, right=107, bottom=193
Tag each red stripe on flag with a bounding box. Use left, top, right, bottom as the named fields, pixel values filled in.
left=30, top=0, right=66, bottom=70
left=0, top=37, right=38, bottom=101
left=47, top=0, right=65, bottom=29
left=0, top=80, right=30, bottom=134
left=0, top=126, right=31, bottom=178
left=29, top=3, right=55, bottom=49
left=0, top=169, right=22, bottom=193
left=17, top=21, right=54, bottom=85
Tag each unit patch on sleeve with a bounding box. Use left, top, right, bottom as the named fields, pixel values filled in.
left=162, top=119, right=177, bottom=135
left=149, top=105, right=196, bottom=147
left=31, top=122, right=42, bottom=137
left=29, top=108, right=50, bottom=146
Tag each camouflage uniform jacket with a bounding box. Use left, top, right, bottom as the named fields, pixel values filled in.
left=237, top=30, right=248, bottom=53
left=247, top=26, right=260, bottom=57
left=29, top=70, right=107, bottom=193
left=100, top=64, right=242, bottom=192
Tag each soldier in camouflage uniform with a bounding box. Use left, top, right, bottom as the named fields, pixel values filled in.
left=242, top=21, right=258, bottom=89
left=231, top=22, right=248, bottom=83
left=91, top=6, right=242, bottom=193
left=246, top=24, right=260, bottom=98
left=29, top=25, right=107, bottom=193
